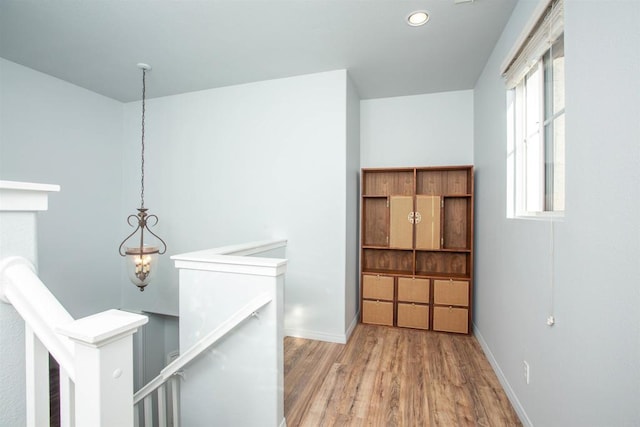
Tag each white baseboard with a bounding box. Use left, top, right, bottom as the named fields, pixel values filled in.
left=284, top=328, right=347, bottom=344
left=473, top=323, right=533, bottom=427
left=285, top=312, right=360, bottom=344
left=284, top=311, right=360, bottom=344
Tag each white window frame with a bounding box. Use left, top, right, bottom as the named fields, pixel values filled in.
left=503, top=0, right=564, bottom=219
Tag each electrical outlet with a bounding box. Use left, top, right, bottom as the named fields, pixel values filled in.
left=524, top=361, right=530, bottom=384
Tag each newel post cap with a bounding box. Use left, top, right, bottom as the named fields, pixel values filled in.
left=57, top=309, right=148, bottom=347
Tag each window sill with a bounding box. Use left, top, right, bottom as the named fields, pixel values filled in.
left=509, top=211, right=565, bottom=221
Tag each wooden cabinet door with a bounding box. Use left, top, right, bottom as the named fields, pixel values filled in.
left=389, top=195, right=444, bottom=250
left=389, top=196, right=414, bottom=249
left=415, top=195, right=441, bottom=250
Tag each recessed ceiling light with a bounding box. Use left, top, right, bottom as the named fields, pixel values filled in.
left=407, top=10, right=430, bottom=27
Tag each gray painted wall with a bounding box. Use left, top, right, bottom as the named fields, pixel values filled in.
left=0, top=58, right=124, bottom=427
left=473, top=1, right=640, bottom=425
left=132, top=313, right=179, bottom=391
left=360, top=90, right=474, bottom=168
left=0, top=58, right=123, bottom=318
left=345, top=74, right=361, bottom=335
left=120, top=70, right=358, bottom=342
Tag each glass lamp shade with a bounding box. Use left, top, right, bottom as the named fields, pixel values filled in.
left=125, top=245, right=160, bottom=290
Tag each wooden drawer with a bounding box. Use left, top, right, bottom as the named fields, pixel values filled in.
left=362, top=300, right=394, bottom=326
left=432, top=306, right=469, bottom=334
left=363, top=275, right=394, bottom=301
left=397, top=277, right=429, bottom=303
left=433, top=279, right=469, bottom=306
left=397, top=303, right=429, bottom=330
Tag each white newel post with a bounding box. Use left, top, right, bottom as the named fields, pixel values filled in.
left=57, top=309, right=148, bottom=426
left=1, top=181, right=148, bottom=427
left=0, top=181, right=60, bottom=427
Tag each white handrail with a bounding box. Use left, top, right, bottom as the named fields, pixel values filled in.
left=1, top=256, right=148, bottom=426
left=0, top=256, right=76, bottom=380
left=2, top=183, right=148, bottom=427
left=133, top=291, right=272, bottom=405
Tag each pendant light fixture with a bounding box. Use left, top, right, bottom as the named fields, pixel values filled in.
left=119, top=63, right=167, bottom=291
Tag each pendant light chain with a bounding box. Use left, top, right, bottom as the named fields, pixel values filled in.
left=140, top=68, right=146, bottom=210
left=119, top=63, right=167, bottom=291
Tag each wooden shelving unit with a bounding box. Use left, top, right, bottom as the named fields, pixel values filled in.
left=360, top=166, right=474, bottom=334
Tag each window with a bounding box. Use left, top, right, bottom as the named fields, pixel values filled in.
left=504, top=0, right=564, bottom=217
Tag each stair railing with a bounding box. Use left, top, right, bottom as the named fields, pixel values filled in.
left=133, top=292, right=272, bottom=427
left=0, top=256, right=148, bottom=427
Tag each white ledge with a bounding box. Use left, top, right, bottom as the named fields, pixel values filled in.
left=0, top=180, right=60, bottom=211
left=182, top=239, right=287, bottom=257
left=57, top=309, right=148, bottom=347
left=172, top=239, right=288, bottom=277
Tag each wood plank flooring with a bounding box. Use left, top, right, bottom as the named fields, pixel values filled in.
left=284, top=324, right=522, bottom=427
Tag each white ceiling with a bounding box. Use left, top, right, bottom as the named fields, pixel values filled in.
left=0, top=0, right=516, bottom=102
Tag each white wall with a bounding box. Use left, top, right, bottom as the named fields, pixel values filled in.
left=473, top=1, right=640, bottom=426
left=120, top=70, right=356, bottom=342
left=360, top=90, right=474, bottom=168
left=0, top=58, right=123, bottom=317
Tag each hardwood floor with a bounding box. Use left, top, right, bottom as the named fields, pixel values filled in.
left=284, top=324, right=522, bottom=427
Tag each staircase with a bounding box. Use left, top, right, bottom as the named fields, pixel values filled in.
left=0, top=181, right=287, bottom=427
